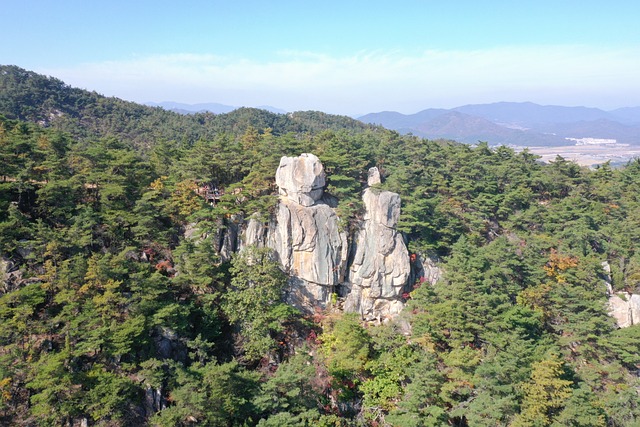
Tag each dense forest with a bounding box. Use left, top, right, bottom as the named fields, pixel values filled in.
left=1, top=65, right=639, bottom=426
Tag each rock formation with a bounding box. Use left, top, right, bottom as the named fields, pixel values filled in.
left=603, top=261, right=640, bottom=328
left=1, top=256, right=40, bottom=294
left=270, top=154, right=348, bottom=310
left=270, top=159, right=411, bottom=319
left=343, top=168, right=410, bottom=319
left=209, top=154, right=413, bottom=320
left=608, top=293, right=640, bottom=328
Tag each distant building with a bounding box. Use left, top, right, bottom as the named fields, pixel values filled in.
left=566, top=137, right=617, bottom=145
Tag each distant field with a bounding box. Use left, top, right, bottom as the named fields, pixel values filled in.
left=523, top=144, right=640, bottom=167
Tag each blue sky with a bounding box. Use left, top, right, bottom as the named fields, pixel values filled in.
left=3, top=0, right=640, bottom=115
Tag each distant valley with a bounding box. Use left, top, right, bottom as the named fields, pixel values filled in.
left=358, top=102, right=640, bottom=148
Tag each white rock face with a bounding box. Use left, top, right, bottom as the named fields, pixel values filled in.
left=275, top=153, right=325, bottom=207
left=609, top=293, right=640, bottom=328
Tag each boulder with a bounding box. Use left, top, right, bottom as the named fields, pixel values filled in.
left=367, top=166, right=382, bottom=186
left=275, top=153, right=325, bottom=207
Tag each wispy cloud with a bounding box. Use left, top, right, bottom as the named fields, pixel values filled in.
left=42, top=45, right=640, bottom=115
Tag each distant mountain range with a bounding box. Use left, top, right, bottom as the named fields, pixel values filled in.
left=358, top=102, right=640, bottom=147
left=148, top=100, right=640, bottom=147
left=145, top=101, right=287, bottom=115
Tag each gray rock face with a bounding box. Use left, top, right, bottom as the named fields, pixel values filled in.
left=241, top=215, right=269, bottom=250
left=218, top=215, right=242, bottom=261
left=1, top=256, right=40, bottom=294
left=344, top=187, right=410, bottom=320
left=1, top=257, right=13, bottom=294
left=275, top=153, right=326, bottom=207
left=153, top=326, right=187, bottom=362
left=270, top=196, right=347, bottom=311
left=273, top=200, right=346, bottom=285
left=609, top=293, right=640, bottom=328
left=422, top=257, right=443, bottom=285
left=411, top=254, right=443, bottom=287
left=143, top=386, right=166, bottom=417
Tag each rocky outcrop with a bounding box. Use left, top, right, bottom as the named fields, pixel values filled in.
left=272, top=199, right=347, bottom=310
left=270, top=160, right=411, bottom=320
left=270, top=154, right=348, bottom=310
left=190, top=213, right=269, bottom=263
left=242, top=214, right=269, bottom=250
left=210, top=155, right=414, bottom=320
left=602, top=261, right=614, bottom=295
left=416, top=256, right=443, bottom=286
left=152, top=326, right=187, bottom=362
left=608, top=293, right=640, bottom=328
left=1, top=257, right=14, bottom=294
left=603, top=261, right=640, bottom=328
left=1, top=256, right=41, bottom=294
left=343, top=168, right=410, bottom=319
left=143, top=386, right=166, bottom=417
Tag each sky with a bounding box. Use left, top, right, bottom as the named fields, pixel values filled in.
left=3, top=0, right=640, bottom=115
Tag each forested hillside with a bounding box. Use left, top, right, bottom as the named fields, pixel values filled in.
left=0, top=66, right=374, bottom=151
left=1, top=66, right=640, bottom=426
